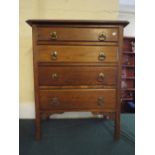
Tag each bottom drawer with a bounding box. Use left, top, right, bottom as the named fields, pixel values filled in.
left=39, top=89, right=116, bottom=110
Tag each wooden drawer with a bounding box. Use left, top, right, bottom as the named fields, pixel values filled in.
left=39, top=89, right=116, bottom=110
left=38, top=66, right=116, bottom=86
left=37, top=46, right=118, bottom=63
left=37, top=27, right=118, bottom=42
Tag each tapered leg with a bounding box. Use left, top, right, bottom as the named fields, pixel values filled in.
left=35, top=114, right=41, bottom=141
left=114, top=112, right=120, bottom=140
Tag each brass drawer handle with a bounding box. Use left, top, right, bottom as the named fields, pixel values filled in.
left=49, top=97, right=60, bottom=105
left=97, top=97, right=104, bottom=106
left=51, top=51, right=58, bottom=60
left=50, top=32, right=57, bottom=40
left=98, top=72, right=105, bottom=82
left=98, top=32, right=106, bottom=41
left=98, top=52, right=106, bottom=61
left=52, top=73, right=58, bottom=80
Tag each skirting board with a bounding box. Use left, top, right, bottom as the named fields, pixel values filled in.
left=19, top=102, right=100, bottom=119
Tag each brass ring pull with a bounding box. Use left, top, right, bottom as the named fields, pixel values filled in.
left=49, top=97, right=60, bottom=105
left=50, top=32, right=57, bottom=40
left=52, top=73, right=58, bottom=80
left=98, top=72, right=105, bottom=82
left=98, top=32, right=106, bottom=41
left=98, top=52, right=106, bottom=61
left=51, top=51, right=58, bottom=60
left=97, top=97, right=104, bottom=106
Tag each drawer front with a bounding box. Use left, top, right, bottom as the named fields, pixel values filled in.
left=37, top=46, right=118, bottom=63
left=38, top=66, right=116, bottom=86
left=39, top=89, right=116, bottom=110
left=37, top=27, right=118, bottom=42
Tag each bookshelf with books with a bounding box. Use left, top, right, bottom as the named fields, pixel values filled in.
left=121, top=37, right=135, bottom=113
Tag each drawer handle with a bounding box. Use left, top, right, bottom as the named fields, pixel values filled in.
left=98, top=72, right=105, bottom=82
left=51, top=51, right=58, bottom=60
left=50, top=32, right=57, bottom=40
left=98, top=52, right=106, bottom=61
left=49, top=97, right=60, bottom=105
left=52, top=73, right=58, bottom=80
left=98, top=32, right=106, bottom=41
left=97, top=97, right=104, bottom=106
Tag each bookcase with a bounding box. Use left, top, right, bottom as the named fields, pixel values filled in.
left=121, top=37, right=135, bottom=113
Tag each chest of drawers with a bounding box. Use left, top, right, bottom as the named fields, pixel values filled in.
left=26, top=20, right=128, bottom=140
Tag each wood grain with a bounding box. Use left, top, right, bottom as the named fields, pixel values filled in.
left=39, top=89, right=116, bottom=110
left=27, top=19, right=128, bottom=140
left=38, top=66, right=117, bottom=86
left=37, top=27, right=118, bottom=42
left=37, top=45, right=118, bottom=63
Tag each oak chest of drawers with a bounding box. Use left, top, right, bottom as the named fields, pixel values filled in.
left=26, top=20, right=128, bottom=140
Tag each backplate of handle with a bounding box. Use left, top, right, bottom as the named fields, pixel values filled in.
left=98, top=52, right=106, bottom=61
left=52, top=73, right=58, bottom=80
left=50, top=32, right=57, bottom=40
left=98, top=32, right=106, bottom=41
left=98, top=72, right=105, bottom=82
left=97, top=97, right=104, bottom=106
left=51, top=51, right=58, bottom=60
left=49, top=97, right=60, bottom=105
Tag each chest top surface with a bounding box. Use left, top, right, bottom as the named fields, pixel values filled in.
left=26, top=19, right=129, bottom=27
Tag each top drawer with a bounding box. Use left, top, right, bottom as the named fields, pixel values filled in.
left=37, top=27, right=118, bottom=42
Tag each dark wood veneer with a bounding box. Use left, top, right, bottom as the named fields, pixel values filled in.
left=37, top=27, right=118, bottom=42
left=37, top=45, right=118, bottom=63
left=40, top=89, right=116, bottom=110
left=26, top=19, right=129, bottom=27
left=38, top=66, right=116, bottom=86
left=27, top=19, right=128, bottom=140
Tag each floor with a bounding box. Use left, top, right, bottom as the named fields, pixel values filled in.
left=19, top=114, right=135, bottom=155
